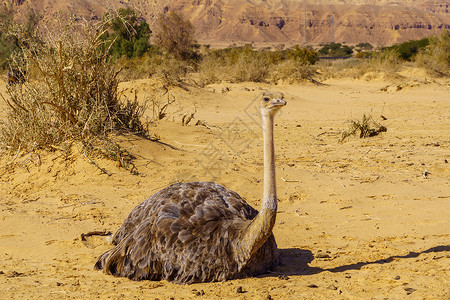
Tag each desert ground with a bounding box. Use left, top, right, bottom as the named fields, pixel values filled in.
left=0, top=71, right=449, bottom=299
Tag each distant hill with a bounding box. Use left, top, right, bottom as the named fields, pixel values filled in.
left=14, top=0, right=450, bottom=46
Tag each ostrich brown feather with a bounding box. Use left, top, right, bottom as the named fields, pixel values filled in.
left=95, top=182, right=278, bottom=283
left=94, top=92, right=286, bottom=284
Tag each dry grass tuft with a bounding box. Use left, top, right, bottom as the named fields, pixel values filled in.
left=340, top=114, right=387, bottom=142
left=269, top=60, right=317, bottom=84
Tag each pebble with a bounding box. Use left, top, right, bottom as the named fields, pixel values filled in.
left=404, top=287, right=417, bottom=295
left=316, top=253, right=331, bottom=259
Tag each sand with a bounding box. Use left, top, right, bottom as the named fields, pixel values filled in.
left=0, top=73, right=449, bottom=299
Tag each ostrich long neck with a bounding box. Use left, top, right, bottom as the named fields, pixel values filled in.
left=237, top=110, right=277, bottom=262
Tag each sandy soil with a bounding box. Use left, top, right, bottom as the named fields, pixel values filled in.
left=0, top=73, right=449, bottom=299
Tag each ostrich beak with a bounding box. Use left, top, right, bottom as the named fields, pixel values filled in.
left=272, top=97, right=287, bottom=107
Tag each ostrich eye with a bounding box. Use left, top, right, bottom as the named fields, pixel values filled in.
left=263, top=97, right=270, bottom=102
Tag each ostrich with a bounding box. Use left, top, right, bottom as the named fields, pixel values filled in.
left=94, top=92, right=287, bottom=283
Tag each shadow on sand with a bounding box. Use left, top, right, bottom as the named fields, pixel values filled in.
left=266, top=245, right=450, bottom=277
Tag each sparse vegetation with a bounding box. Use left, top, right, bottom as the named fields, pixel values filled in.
left=340, top=114, right=387, bottom=142
left=317, top=48, right=401, bottom=80
left=415, top=30, right=449, bottom=76
left=362, top=48, right=402, bottom=73
left=1, top=4, right=448, bottom=173
left=197, top=45, right=318, bottom=84
left=0, top=14, right=147, bottom=164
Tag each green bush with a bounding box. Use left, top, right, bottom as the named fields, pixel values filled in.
left=386, top=38, right=430, bottom=61
left=355, top=43, right=374, bottom=50
left=287, top=45, right=319, bottom=64
left=102, top=8, right=151, bottom=59
left=318, top=43, right=353, bottom=57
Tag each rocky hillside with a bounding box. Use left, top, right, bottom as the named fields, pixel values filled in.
left=14, top=0, right=450, bottom=46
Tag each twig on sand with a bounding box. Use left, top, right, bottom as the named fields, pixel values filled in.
left=8, top=144, right=21, bottom=165
left=83, top=153, right=111, bottom=176
left=22, top=197, right=40, bottom=203
left=284, top=183, right=291, bottom=195
left=336, top=179, right=346, bottom=188
left=81, top=230, right=112, bottom=241
left=281, top=177, right=299, bottom=183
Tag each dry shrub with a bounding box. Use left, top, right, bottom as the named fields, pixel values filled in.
left=153, top=12, right=197, bottom=61
left=197, top=54, right=226, bottom=84
left=317, top=58, right=365, bottom=79
left=269, top=60, right=316, bottom=84
left=151, top=55, right=190, bottom=86
left=228, top=50, right=269, bottom=82
left=118, top=53, right=191, bottom=85
left=318, top=49, right=401, bottom=80
left=198, top=47, right=270, bottom=83
left=0, top=15, right=146, bottom=154
left=340, top=114, right=387, bottom=142
left=415, top=31, right=450, bottom=76
left=362, top=49, right=401, bottom=73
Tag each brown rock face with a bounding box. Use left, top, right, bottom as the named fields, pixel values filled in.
left=16, top=0, right=450, bottom=46
left=163, top=0, right=449, bottom=46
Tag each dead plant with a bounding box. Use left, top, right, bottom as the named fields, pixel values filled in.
left=340, top=114, right=387, bottom=142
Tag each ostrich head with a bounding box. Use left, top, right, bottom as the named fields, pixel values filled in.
left=260, top=92, right=286, bottom=117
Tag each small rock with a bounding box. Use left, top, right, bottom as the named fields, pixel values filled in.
left=345, top=274, right=351, bottom=279
left=267, top=295, right=273, bottom=300
left=236, top=286, right=244, bottom=293
left=339, top=206, right=353, bottom=210
left=307, top=284, right=319, bottom=288
left=394, top=275, right=401, bottom=280
left=316, top=253, right=331, bottom=259
left=404, top=287, right=416, bottom=295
